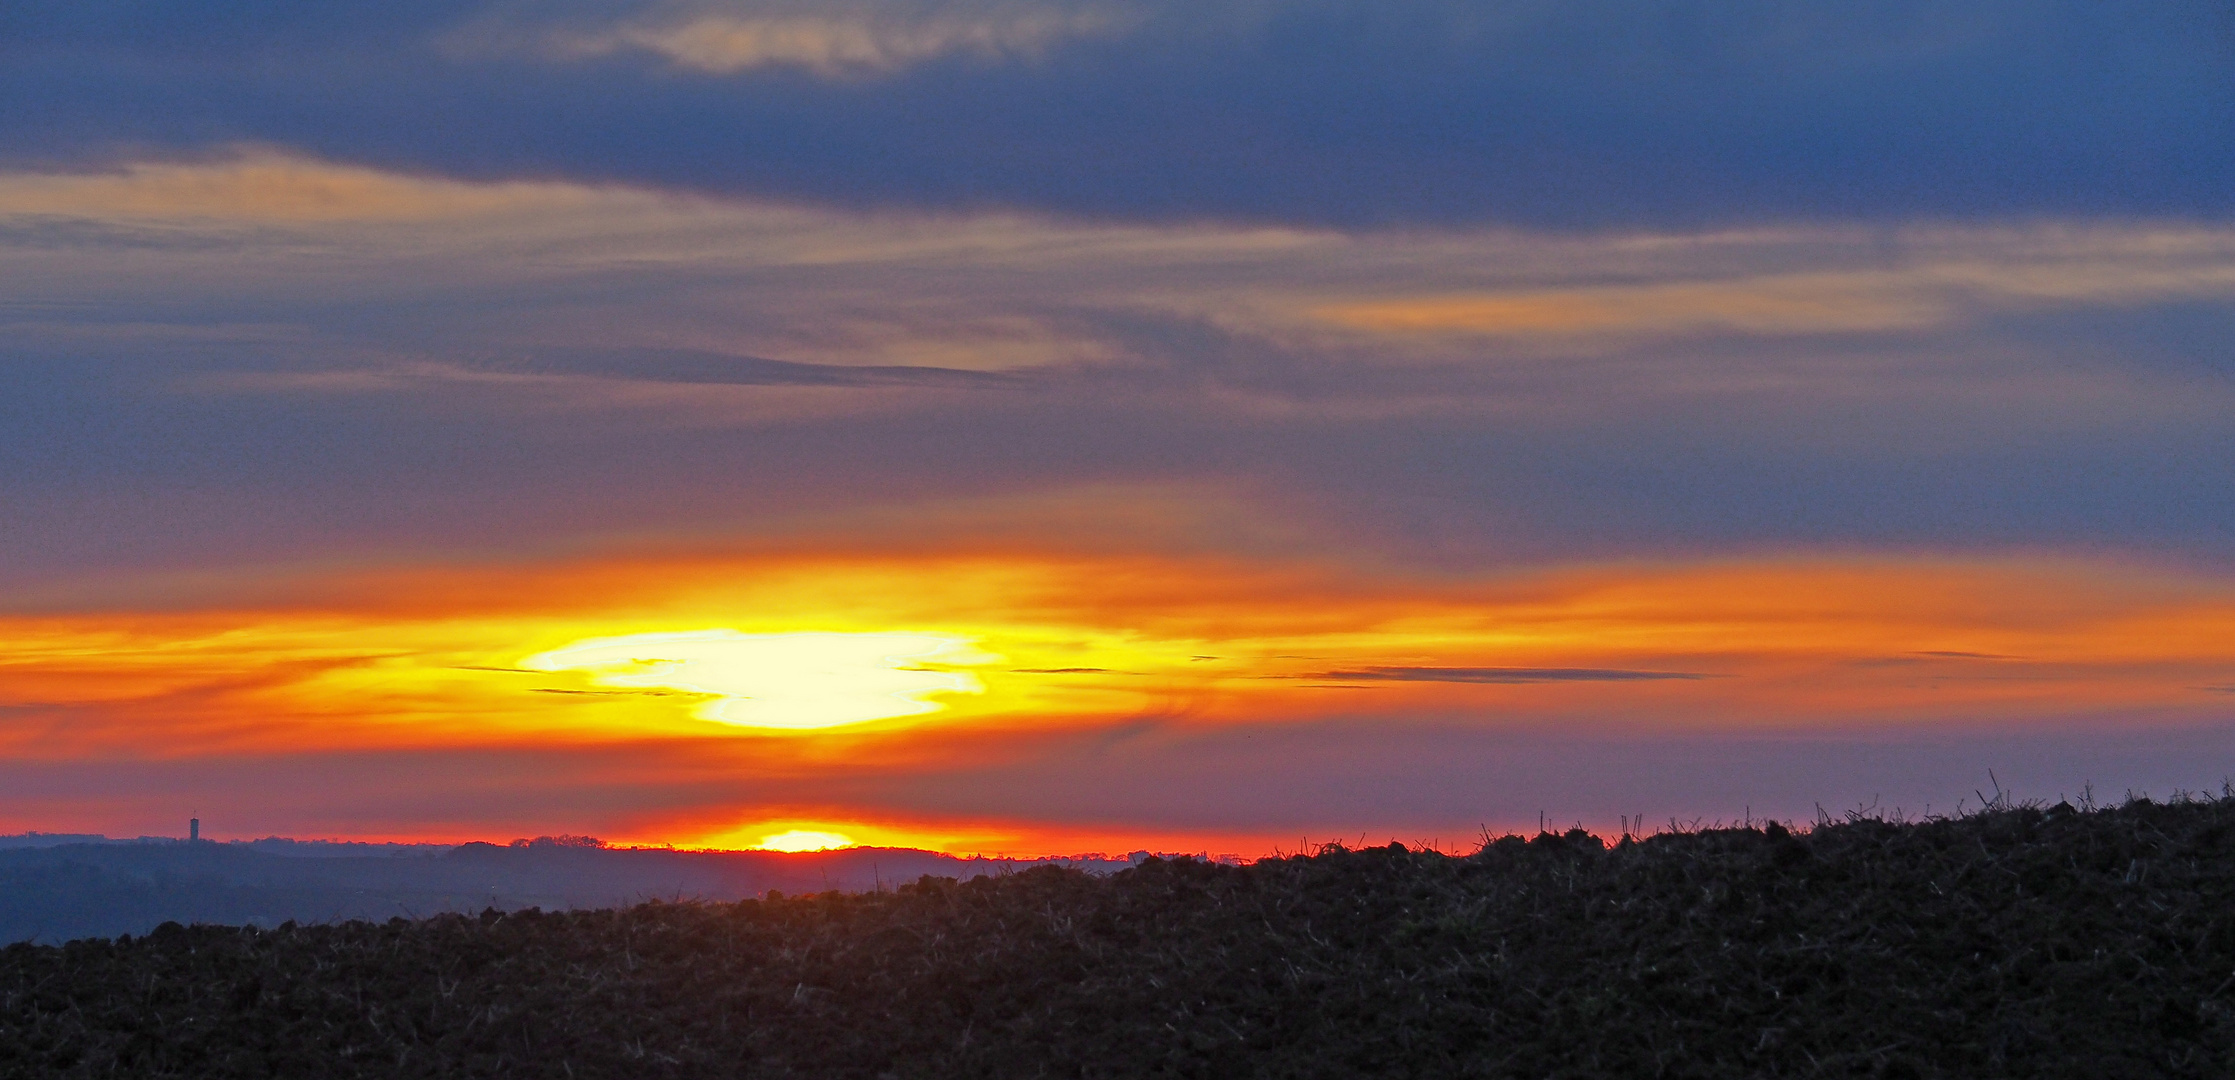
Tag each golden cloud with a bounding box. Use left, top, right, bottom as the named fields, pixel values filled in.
left=446, top=2, right=1131, bottom=80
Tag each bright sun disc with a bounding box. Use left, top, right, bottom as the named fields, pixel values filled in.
left=753, top=830, right=857, bottom=852
left=521, top=630, right=985, bottom=729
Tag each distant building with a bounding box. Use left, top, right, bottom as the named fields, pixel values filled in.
left=189, top=818, right=199, bottom=842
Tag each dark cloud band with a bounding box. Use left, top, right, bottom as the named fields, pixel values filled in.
left=4, top=1, right=2231, bottom=228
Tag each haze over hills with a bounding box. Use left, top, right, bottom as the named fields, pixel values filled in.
left=0, top=835, right=1146, bottom=945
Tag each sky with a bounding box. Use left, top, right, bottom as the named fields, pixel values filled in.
left=3, top=1, right=2233, bottom=855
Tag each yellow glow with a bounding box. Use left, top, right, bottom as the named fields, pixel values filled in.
left=521, top=630, right=986, bottom=730
left=6, top=542, right=2235, bottom=850
left=751, top=829, right=857, bottom=853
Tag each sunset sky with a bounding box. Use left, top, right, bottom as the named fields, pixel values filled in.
left=5, top=1, right=2234, bottom=855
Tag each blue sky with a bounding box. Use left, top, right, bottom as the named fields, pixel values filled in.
left=8, top=1, right=2233, bottom=226
left=2, top=2, right=2232, bottom=848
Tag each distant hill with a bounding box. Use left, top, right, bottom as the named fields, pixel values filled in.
left=0, top=834, right=120, bottom=850
left=4, top=797, right=2233, bottom=1077
left=0, top=838, right=1138, bottom=943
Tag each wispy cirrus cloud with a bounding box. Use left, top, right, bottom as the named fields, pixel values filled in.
left=0, top=150, right=601, bottom=223
left=448, top=1, right=1129, bottom=79
left=15, top=154, right=2235, bottom=368
left=8, top=152, right=2235, bottom=589
left=1314, top=230, right=2235, bottom=340
left=1297, top=667, right=1711, bottom=685
left=9, top=2, right=2233, bottom=227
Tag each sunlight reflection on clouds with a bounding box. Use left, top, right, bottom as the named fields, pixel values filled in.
left=521, top=630, right=987, bottom=729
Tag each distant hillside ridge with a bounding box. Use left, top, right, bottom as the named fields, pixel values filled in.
left=6, top=795, right=2235, bottom=1077
left=0, top=838, right=1141, bottom=944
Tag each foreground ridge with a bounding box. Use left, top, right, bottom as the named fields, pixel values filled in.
left=6, top=797, right=2235, bottom=1078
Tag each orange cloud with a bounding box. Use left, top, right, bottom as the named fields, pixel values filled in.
left=3, top=543, right=2230, bottom=849
left=15, top=151, right=2235, bottom=412
left=0, top=151, right=620, bottom=223
left=1316, top=274, right=1951, bottom=337
left=1314, top=257, right=2235, bottom=340
left=578, top=8, right=1123, bottom=78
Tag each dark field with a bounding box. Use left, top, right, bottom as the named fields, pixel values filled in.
left=6, top=798, right=2235, bottom=1079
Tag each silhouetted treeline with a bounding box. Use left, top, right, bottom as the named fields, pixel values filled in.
left=5, top=796, right=2235, bottom=1077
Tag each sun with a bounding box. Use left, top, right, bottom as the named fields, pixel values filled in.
left=521, top=629, right=987, bottom=730
left=750, top=830, right=858, bottom=853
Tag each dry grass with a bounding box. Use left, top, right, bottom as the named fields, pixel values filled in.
left=5, top=795, right=2235, bottom=1078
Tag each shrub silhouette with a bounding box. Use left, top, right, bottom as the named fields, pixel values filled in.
left=4, top=796, right=2234, bottom=1078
